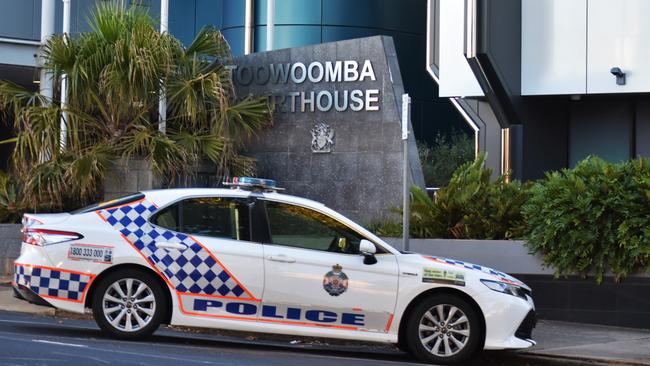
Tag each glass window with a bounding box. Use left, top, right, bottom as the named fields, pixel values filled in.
left=152, top=203, right=179, bottom=231
left=264, top=201, right=363, bottom=254
left=72, top=193, right=145, bottom=214
left=569, top=102, right=632, bottom=166
left=151, top=197, right=250, bottom=241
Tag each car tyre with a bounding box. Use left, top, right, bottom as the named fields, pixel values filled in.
left=403, top=293, right=482, bottom=365
left=92, top=268, right=167, bottom=339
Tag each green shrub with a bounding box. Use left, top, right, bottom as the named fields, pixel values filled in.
left=418, top=130, right=474, bottom=187
left=0, top=171, right=27, bottom=223
left=523, top=157, right=650, bottom=282
left=366, top=218, right=403, bottom=238
left=409, top=154, right=529, bottom=239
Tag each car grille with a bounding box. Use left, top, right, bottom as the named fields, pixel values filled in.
left=515, top=310, right=537, bottom=340
left=515, top=286, right=532, bottom=300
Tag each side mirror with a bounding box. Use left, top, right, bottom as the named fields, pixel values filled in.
left=359, top=239, right=376, bottom=254
left=359, top=239, right=377, bottom=265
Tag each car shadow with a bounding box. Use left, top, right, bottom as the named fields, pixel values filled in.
left=15, top=322, right=540, bottom=366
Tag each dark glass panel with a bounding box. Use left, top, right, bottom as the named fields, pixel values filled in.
left=222, top=0, right=246, bottom=28
left=222, top=27, right=245, bottom=56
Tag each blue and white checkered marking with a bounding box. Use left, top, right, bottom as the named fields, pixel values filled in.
left=99, top=201, right=249, bottom=298
left=14, top=264, right=92, bottom=302
left=425, top=255, right=523, bottom=285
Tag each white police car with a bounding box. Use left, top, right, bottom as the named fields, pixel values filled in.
left=13, top=177, right=535, bottom=364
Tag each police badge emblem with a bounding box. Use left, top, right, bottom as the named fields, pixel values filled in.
left=323, top=264, right=349, bottom=296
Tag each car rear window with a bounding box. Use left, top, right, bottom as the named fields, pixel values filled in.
left=71, top=193, right=145, bottom=214
left=150, top=197, right=251, bottom=241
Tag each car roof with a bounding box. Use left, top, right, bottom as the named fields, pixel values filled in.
left=140, top=188, right=400, bottom=255
left=141, top=188, right=326, bottom=208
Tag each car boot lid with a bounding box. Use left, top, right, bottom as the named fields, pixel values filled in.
left=23, top=213, right=71, bottom=227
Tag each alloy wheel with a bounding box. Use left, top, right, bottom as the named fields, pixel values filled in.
left=102, top=278, right=156, bottom=332
left=418, top=304, right=471, bottom=357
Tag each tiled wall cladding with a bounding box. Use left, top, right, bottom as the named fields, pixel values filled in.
left=515, top=274, right=650, bottom=329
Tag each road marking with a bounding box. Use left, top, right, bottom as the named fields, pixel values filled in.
left=51, top=352, right=110, bottom=364
left=0, top=318, right=98, bottom=331
left=0, top=315, right=422, bottom=365
left=1, top=357, right=65, bottom=362
left=74, top=345, right=219, bottom=365
left=0, top=332, right=214, bottom=365
left=33, top=339, right=88, bottom=348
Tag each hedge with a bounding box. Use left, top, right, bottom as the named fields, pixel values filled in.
left=373, top=155, right=650, bottom=282
left=522, top=157, right=650, bottom=282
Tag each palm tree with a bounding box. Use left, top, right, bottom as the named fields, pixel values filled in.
left=0, top=3, right=271, bottom=212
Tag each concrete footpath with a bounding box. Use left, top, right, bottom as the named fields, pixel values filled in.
left=1, top=280, right=649, bottom=365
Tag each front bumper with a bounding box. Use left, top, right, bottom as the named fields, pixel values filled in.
left=515, top=310, right=537, bottom=341
left=476, top=288, right=537, bottom=350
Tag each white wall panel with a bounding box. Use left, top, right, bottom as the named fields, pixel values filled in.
left=438, top=0, right=483, bottom=97
left=0, top=42, right=38, bottom=67
left=588, top=0, right=650, bottom=94
left=521, top=0, right=587, bottom=95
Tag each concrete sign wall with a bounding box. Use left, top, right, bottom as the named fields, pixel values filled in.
left=234, top=36, right=424, bottom=223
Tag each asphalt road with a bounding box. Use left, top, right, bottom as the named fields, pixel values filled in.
left=0, top=310, right=548, bottom=366
left=0, top=310, right=420, bottom=366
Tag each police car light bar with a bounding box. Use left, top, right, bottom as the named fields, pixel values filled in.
left=223, top=177, right=284, bottom=192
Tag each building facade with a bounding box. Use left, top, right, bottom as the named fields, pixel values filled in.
left=0, top=0, right=464, bottom=176
left=429, top=0, right=650, bottom=180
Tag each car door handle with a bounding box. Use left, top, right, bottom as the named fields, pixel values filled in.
left=154, top=242, right=188, bottom=250
left=267, top=255, right=296, bottom=263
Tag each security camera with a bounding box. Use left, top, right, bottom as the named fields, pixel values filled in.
left=610, top=67, right=623, bottom=76
left=610, top=67, right=626, bottom=85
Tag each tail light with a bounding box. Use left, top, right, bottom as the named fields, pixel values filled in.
left=22, top=228, right=83, bottom=246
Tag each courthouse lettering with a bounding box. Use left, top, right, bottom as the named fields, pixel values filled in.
left=234, top=60, right=381, bottom=113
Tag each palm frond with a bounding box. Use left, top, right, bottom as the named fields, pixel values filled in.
left=0, top=81, right=49, bottom=111
left=66, top=145, right=115, bottom=197
left=217, top=97, right=272, bottom=141
left=2, top=3, right=271, bottom=214
left=0, top=137, right=17, bottom=145
left=120, top=127, right=191, bottom=176
left=185, top=26, right=232, bottom=63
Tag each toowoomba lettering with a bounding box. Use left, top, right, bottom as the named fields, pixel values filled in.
left=234, top=60, right=381, bottom=113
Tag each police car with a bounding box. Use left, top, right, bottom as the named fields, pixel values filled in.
left=13, top=177, right=535, bottom=364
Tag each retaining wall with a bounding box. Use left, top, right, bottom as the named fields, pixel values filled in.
left=0, top=224, right=20, bottom=276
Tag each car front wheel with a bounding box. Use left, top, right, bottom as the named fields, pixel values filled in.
left=403, top=293, right=482, bottom=365
left=92, top=269, right=167, bottom=339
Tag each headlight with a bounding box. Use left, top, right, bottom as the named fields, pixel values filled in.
left=481, top=279, right=527, bottom=299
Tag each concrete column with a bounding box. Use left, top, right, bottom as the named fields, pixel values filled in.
left=244, top=0, right=254, bottom=54
left=266, top=0, right=274, bottom=51
left=160, top=0, right=169, bottom=33
left=39, top=0, right=56, bottom=101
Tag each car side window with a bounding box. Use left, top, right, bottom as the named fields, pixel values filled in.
left=263, top=201, right=363, bottom=254
left=150, top=197, right=250, bottom=241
